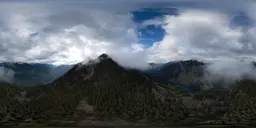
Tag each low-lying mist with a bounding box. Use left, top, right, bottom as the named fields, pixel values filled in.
left=0, top=66, right=14, bottom=83
left=83, top=53, right=256, bottom=86
left=203, top=60, right=256, bottom=86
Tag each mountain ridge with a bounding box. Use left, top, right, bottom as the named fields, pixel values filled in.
left=0, top=62, right=73, bottom=86
left=1, top=54, right=256, bottom=126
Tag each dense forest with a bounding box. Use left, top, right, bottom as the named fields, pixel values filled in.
left=1, top=54, right=256, bottom=126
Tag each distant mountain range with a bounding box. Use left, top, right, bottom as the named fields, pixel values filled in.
left=0, top=62, right=73, bottom=85
left=147, top=60, right=256, bottom=92
left=1, top=54, right=256, bottom=126
left=146, top=60, right=206, bottom=92
left=0, top=57, right=255, bottom=93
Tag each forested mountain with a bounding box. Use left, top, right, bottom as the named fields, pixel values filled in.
left=145, top=60, right=206, bottom=92
left=146, top=60, right=256, bottom=93
left=1, top=54, right=256, bottom=126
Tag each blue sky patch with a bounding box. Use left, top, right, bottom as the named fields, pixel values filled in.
left=29, top=32, right=39, bottom=38
left=132, top=8, right=179, bottom=46
left=230, top=12, right=253, bottom=29
left=137, top=25, right=165, bottom=47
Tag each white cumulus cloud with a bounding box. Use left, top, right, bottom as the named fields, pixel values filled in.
left=0, top=0, right=255, bottom=73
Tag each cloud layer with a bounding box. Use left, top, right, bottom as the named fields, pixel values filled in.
left=0, top=0, right=255, bottom=72
left=148, top=9, right=256, bottom=62
left=0, top=67, right=14, bottom=83
left=0, top=2, right=139, bottom=65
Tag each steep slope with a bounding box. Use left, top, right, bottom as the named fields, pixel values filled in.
left=223, top=80, right=256, bottom=124
left=147, top=60, right=256, bottom=93
left=2, top=54, right=256, bottom=125
left=0, top=82, right=29, bottom=123
left=146, top=60, right=206, bottom=92
left=24, top=54, right=187, bottom=123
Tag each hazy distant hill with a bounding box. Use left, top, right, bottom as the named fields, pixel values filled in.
left=0, top=62, right=73, bottom=85
left=146, top=60, right=256, bottom=92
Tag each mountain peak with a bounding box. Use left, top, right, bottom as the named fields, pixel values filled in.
left=98, top=53, right=110, bottom=60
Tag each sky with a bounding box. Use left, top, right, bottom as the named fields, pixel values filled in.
left=0, top=0, right=255, bottom=70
